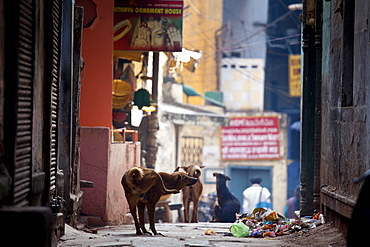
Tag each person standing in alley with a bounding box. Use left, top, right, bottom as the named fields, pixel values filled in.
left=284, top=185, right=300, bottom=218
left=242, top=176, right=272, bottom=213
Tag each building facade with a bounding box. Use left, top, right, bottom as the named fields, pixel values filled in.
left=0, top=0, right=82, bottom=242
left=300, top=0, right=370, bottom=234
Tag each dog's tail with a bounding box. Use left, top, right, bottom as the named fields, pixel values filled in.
left=125, top=167, right=144, bottom=189
left=188, top=165, right=202, bottom=178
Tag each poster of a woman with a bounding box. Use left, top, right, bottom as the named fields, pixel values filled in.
left=114, top=0, right=183, bottom=52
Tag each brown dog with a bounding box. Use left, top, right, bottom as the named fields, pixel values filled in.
left=122, top=167, right=197, bottom=235
left=176, top=165, right=204, bottom=223
left=123, top=167, right=179, bottom=196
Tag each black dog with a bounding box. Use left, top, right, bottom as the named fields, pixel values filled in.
left=212, top=173, right=240, bottom=222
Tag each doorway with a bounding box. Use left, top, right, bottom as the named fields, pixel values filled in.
left=228, top=165, right=273, bottom=212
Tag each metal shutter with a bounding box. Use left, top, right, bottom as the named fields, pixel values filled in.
left=45, top=0, right=61, bottom=201
left=14, top=0, right=35, bottom=207
left=3, top=0, right=35, bottom=207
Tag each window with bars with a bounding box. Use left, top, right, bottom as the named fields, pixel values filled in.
left=180, top=136, right=203, bottom=167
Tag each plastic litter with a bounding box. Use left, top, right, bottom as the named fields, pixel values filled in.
left=230, top=221, right=250, bottom=237
left=203, top=208, right=326, bottom=239
left=264, top=211, right=278, bottom=222
left=226, top=208, right=326, bottom=238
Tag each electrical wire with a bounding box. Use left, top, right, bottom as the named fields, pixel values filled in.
left=199, top=33, right=301, bottom=60
left=182, top=0, right=301, bottom=56
left=183, top=1, right=301, bottom=59
left=179, top=1, right=301, bottom=105
left=186, top=0, right=223, bottom=23
left=183, top=18, right=217, bottom=49
left=213, top=50, right=301, bottom=106
left=228, top=10, right=295, bottom=48
left=276, top=0, right=302, bottom=28
left=219, top=56, right=301, bottom=108
left=180, top=33, right=301, bottom=81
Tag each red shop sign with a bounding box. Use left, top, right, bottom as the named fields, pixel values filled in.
left=114, top=0, right=183, bottom=52
left=221, top=116, right=281, bottom=160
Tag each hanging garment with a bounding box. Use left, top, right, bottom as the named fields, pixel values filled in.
left=133, top=88, right=151, bottom=109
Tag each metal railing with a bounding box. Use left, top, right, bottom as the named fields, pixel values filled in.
left=111, top=128, right=138, bottom=143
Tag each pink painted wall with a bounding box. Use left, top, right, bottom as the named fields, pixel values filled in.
left=80, top=127, right=140, bottom=225
left=80, top=127, right=110, bottom=218
left=80, top=0, right=113, bottom=128
left=107, top=142, right=140, bottom=224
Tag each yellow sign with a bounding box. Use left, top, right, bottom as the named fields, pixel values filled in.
left=289, top=55, right=301, bottom=97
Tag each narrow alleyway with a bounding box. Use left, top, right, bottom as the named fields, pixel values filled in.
left=58, top=222, right=346, bottom=247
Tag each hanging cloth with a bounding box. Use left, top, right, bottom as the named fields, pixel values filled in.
left=133, top=88, right=151, bottom=109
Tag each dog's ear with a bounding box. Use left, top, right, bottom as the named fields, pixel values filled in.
left=225, top=176, right=231, bottom=181
left=174, top=167, right=180, bottom=172
left=199, top=165, right=205, bottom=168
left=176, top=166, right=188, bottom=172
left=179, top=166, right=189, bottom=172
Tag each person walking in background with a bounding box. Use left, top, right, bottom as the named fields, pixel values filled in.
left=242, top=176, right=272, bottom=213
left=284, top=185, right=300, bottom=218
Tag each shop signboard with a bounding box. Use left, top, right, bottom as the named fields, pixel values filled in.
left=114, top=0, right=183, bottom=52
left=221, top=116, right=280, bottom=160
left=289, top=54, right=301, bottom=97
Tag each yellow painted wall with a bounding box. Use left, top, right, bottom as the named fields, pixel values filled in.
left=182, top=0, right=223, bottom=105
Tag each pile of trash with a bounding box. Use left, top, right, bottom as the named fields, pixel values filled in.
left=229, top=208, right=325, bottom=238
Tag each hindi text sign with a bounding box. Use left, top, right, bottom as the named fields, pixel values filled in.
left=221, top=116, right=280, bottom=160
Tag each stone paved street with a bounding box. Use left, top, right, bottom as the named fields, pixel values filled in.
left=58, top=222, right=346, bottom=247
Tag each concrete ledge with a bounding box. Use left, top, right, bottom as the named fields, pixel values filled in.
left=321, top=185, right=356, bottom=219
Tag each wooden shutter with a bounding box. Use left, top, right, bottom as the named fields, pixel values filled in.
left=3, top=0, right=35, bottom=206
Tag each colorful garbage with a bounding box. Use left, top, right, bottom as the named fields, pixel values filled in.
left=229, top=208, right=325, bottom=238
